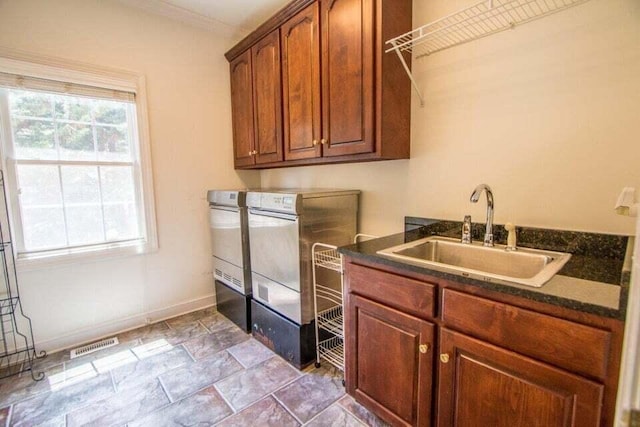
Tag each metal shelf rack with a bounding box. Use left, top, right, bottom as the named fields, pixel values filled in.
left=0, top=171, right=45, bottom=381
left=312, top=234, right=378, bottom=372
left=385, top=0, right=593, bottom=105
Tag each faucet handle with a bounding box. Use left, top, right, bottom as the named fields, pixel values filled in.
left=505, top=222, right=517, bottom=251
left=461, top=215, right=472, bottom=244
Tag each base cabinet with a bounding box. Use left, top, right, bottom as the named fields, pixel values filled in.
left=346, top=294, right=434, bottom=427
left=343, top=260, right=622, bottom=427
left=436, top=328, right=603, bottom=427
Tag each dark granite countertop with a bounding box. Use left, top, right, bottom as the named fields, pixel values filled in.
left=338, top=218, right=632, bottom=320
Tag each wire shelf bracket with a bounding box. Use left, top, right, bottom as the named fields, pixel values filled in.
left=385, top=0, right=594, bottom=107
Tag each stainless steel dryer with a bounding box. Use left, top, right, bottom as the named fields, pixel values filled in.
left=207, top=190, right=251, bottom=331
left=247, top=189, right=359, bottom=367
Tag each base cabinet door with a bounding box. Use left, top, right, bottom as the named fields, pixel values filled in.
left=436, top=328, right=604, bottom=427
left=346, top=294, right=434, bottom=427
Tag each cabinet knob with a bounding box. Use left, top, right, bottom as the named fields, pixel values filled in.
left=249, top=150, right=257, bottom=155
left=440, top=353, right=450, bottom=364
left=320, top=138, right=327, bottom=145
left=419, top=344, right=429, bottom=354
left=312, top=140, right=319, bottom=146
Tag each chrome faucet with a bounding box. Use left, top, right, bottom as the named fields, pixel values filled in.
left=470, top=184, right=494, bottom=247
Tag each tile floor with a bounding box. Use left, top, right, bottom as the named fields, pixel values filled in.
left=0, top=307, right=388, bottom=426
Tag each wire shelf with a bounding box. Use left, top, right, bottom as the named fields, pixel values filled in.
left=318, top=336, right=344, bottom=371
left=317, top=305, right=343, bottom=338
left=0, top=297, right=19, bottom=316
left=0, top=171, right=45, bottom=381
left=385, top=0, right=593, bottom=105
left=387, top=0, right=592, bottom=58
left=314, top=248, right=342, bottom=272
left=315, top=284, right=342, bottom=306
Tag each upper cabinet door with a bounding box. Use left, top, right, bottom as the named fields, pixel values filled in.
left=230, top=50, right=256, bottom=168
left=321, top=0, right=374, bottom=157
left=252, top=30, right=283, bottom=164
left=281, top=3, right=321, bottom=161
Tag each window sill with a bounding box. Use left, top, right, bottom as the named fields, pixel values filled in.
left=16, top=239, right=158, bottom=272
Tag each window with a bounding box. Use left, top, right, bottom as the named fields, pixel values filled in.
left=0, top=55, right=157, bottom=266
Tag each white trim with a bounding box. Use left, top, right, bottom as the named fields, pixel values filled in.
left=36, top=294, right=216, bottom=354
left=16, top=239, right=149, bottom=272
left=0, top=47, right=140, bottom=93
left=615, top=220, right=640, bottom=425
left=0, top=49, right=158, bottom=266
left=113, top=0, right=243, bottom=37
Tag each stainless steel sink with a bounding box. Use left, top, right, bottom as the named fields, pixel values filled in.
left=377, top=236, right=571, bottom=287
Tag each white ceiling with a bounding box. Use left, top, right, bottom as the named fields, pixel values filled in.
left=116, top=0, right=290, bottom=39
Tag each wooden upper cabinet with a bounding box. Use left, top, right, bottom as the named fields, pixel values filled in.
left=437, top=329, right=603, bottom=427
left=229, top=50, right=255, bottom=168
left=321, top=0, right=374, bottom=156
left=225, top=0, right=412, bottom=169
left=252, top=30, right=283, bottom=164
left=281, top=3, right=321, bottom=161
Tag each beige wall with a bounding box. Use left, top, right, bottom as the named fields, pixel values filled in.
left=262, top=0, right=640, bottom=236
left=0, top=0, right=260, bottom=349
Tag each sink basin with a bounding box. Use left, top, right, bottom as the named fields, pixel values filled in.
left=377, top=236, right=571, bottom=287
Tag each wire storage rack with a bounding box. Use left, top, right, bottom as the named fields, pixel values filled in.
left=385, top=0, right=594, bottom=105
left=0, top=171, right=45, bottom=381
left=312, top=234, right=378, bottom=373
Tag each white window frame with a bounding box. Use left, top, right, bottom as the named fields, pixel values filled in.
left=0, top=48, right=158, bottom=270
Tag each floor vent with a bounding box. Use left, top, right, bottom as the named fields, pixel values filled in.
left=70, top=337, right=119, bottom=359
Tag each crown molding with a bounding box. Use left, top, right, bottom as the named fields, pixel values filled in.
left=113, top=0, right=247, bottom=39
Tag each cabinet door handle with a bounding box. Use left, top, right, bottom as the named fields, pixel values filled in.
left=419, top=344, right=429, bottom=354
left=320, top=138, right=327, bottom=145
left=440, top=353, right=450, bottom=363
left=250, top=150, right=257, bottom=155
left=312, top=140, right=319, bottom=146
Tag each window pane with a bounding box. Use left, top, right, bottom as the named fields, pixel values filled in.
left=61, top=166, right=100, bottom=203
left=94, top=100, right=126, bottom=125
left=101, top=166, right=138, bottom=240
left=17, top=165, right=63, bottom=205
left=12, top=118, right=57, bottom=160
left=97, top=126, right=131, bottom=161
left=9, top=91, right=52, bottom=118
left=22, top=206, right=67, bottom=251
left=58, top=122, right=95, bottom=161
left=17, top=165, right=66, bottom=251
left=54, top=96, right=92, bottom=122
left=104, top=203, right=139, bottom=241
left=61, top=166, right=104, bottom=245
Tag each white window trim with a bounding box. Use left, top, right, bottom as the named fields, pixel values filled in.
left=0, top=47, right=158, bottom=271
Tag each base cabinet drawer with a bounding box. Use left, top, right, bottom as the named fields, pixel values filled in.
left=436, top=329, right=603, bottom=427
left=345, top=262, right=436, bottom=320
left=441, top=288, right=612, bottom=380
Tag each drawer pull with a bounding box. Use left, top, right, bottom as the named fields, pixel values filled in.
left=440, top=353, right=450, bottom=363
left=419, top=344, right=429, bottom=354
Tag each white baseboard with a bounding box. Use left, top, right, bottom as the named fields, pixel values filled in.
left=38, top=293, right=216, bottom=354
